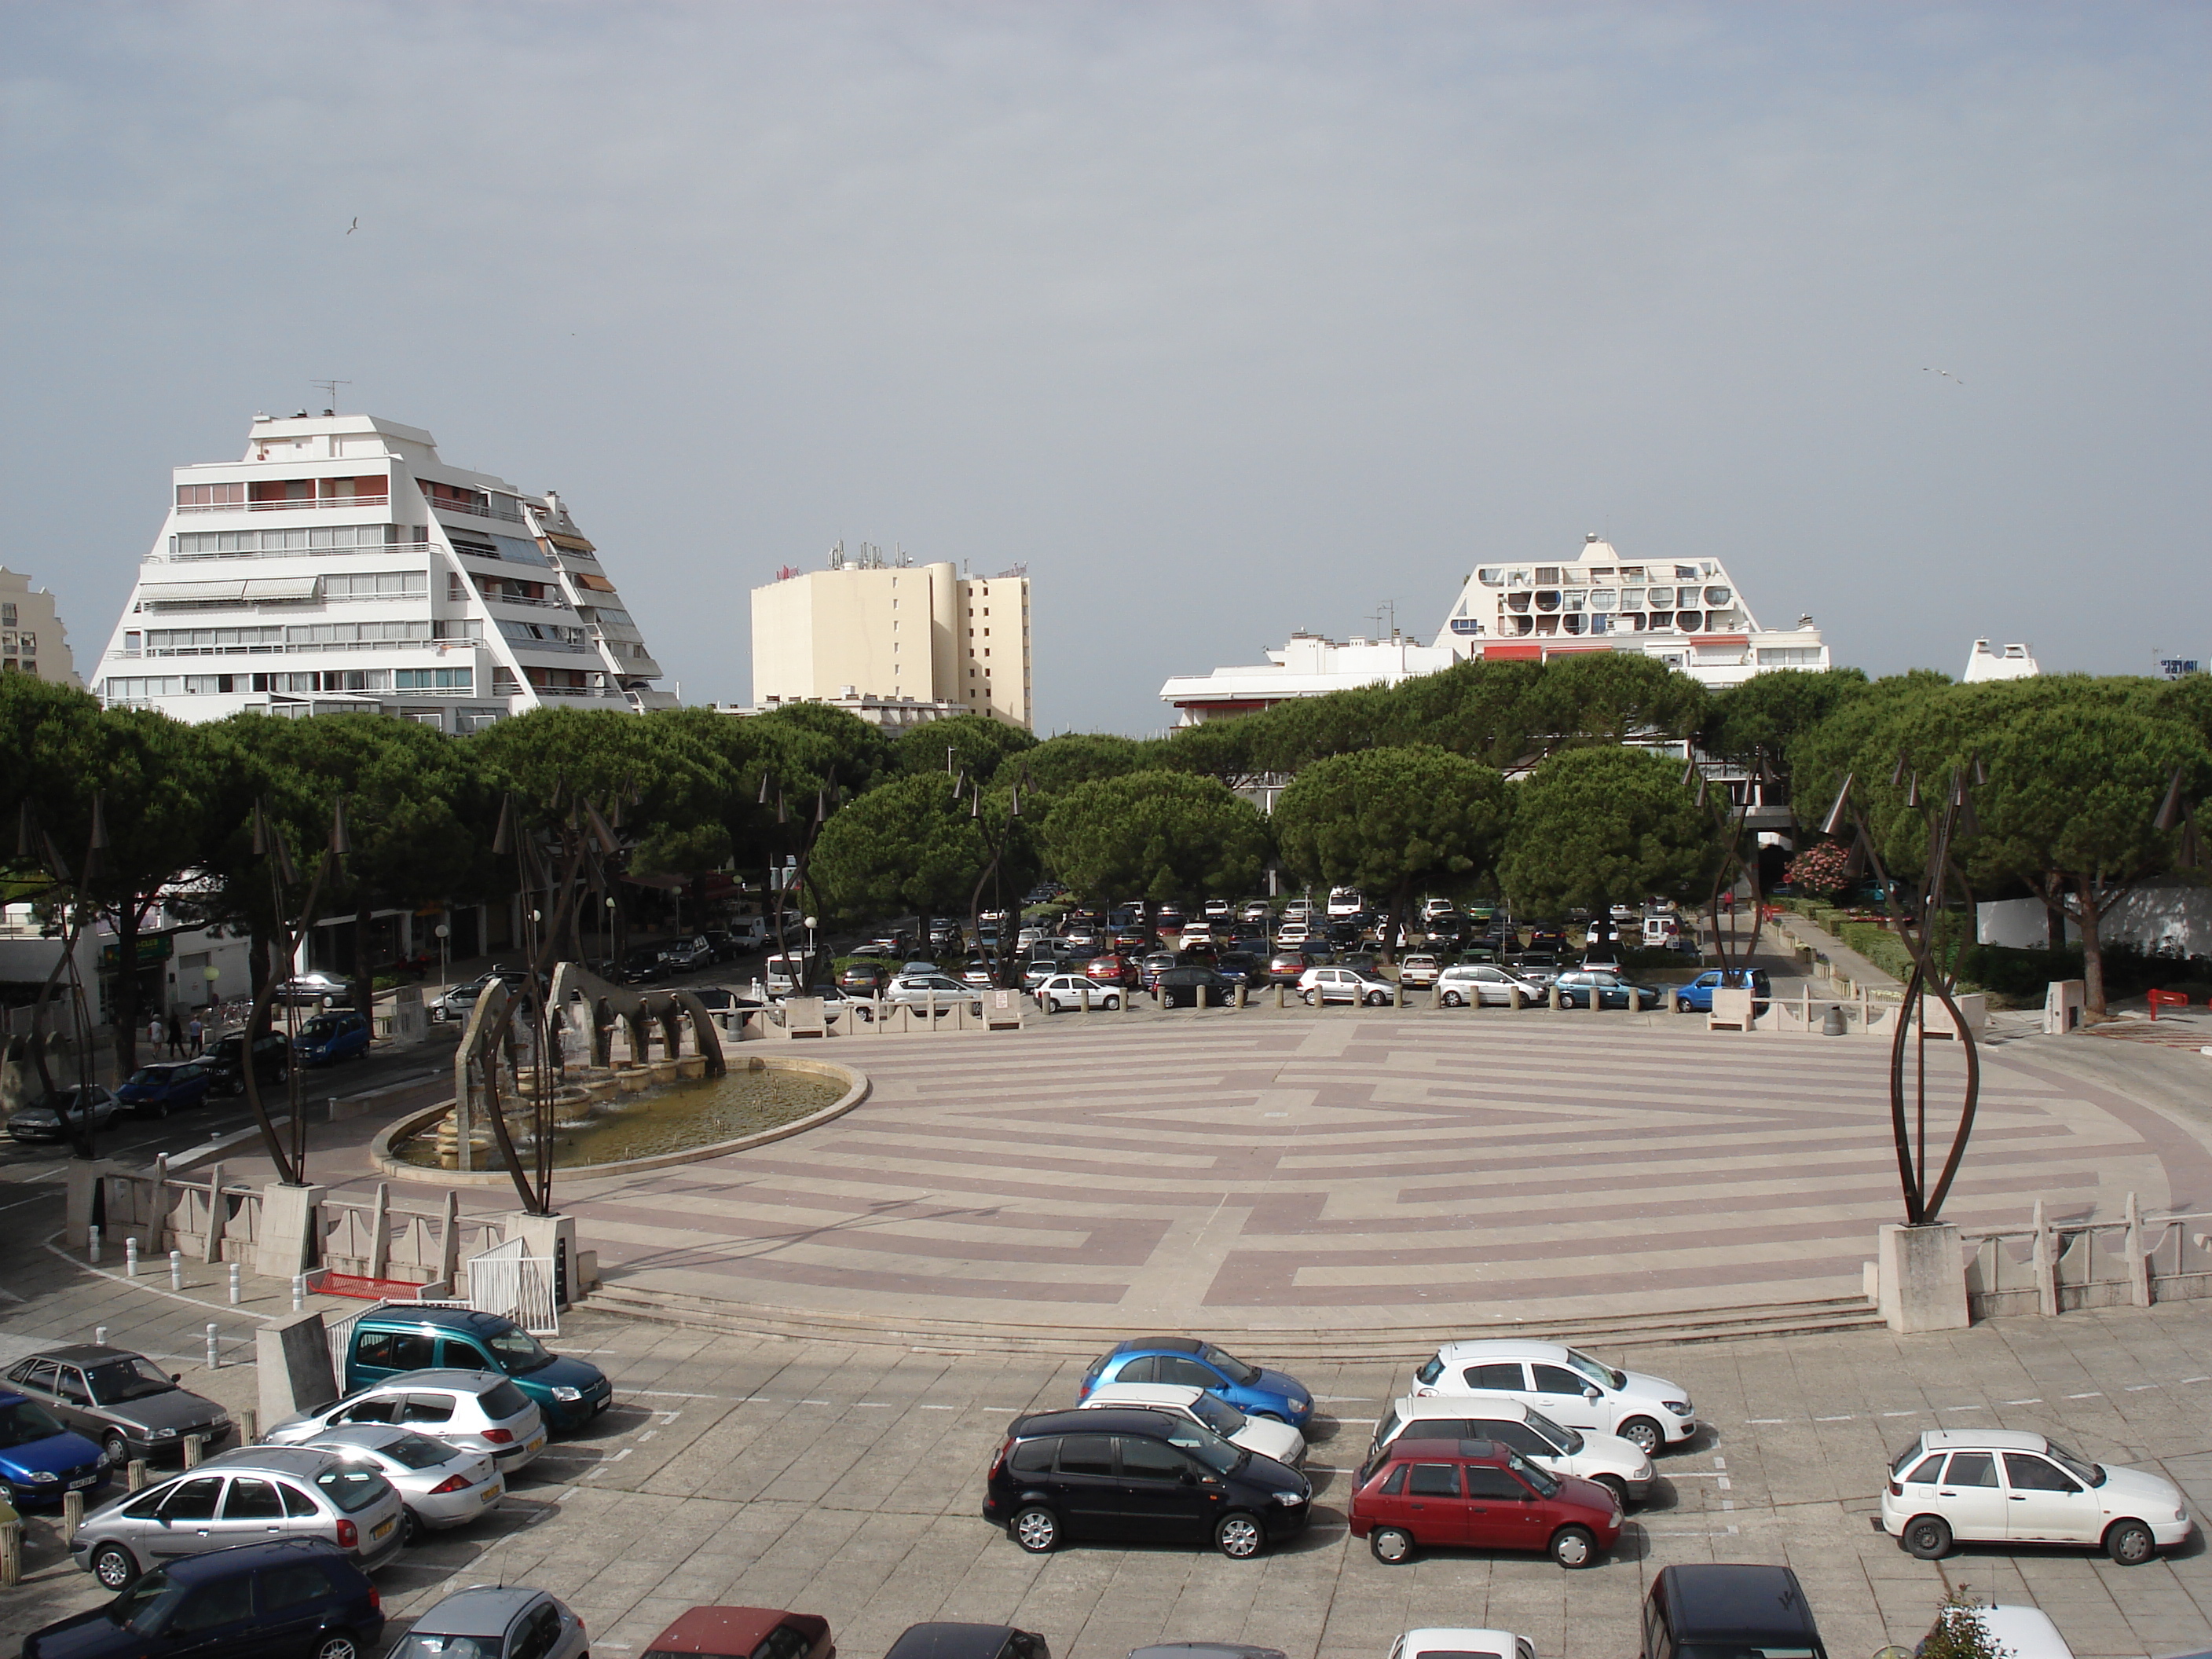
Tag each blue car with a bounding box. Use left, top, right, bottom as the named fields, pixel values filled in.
left=1079, top=1337, right=1314, bottom=1426
left=341, top=1305, right=612, bottom=1433
left=114, top=1063, right=213, bottom=1119
left=0, top=1390, right=108, bottom=1509
left=293, top=1009, right=370, bottom=1067
left=1675, top=968, right=1772, bottom=1014
left=24, top=1538, right=382, bottom=1659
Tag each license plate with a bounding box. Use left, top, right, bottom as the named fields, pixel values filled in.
left=527, top=1436, right=544, bottom=1454
left=69, top=1477, right=95, bottom=1489
left=371, top=1518, right=394, bottom=1540
left=479, top=1482, right=502, bottom=1503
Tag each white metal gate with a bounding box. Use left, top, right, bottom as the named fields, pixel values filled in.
left=466, top=1237, right=560, bottom=1336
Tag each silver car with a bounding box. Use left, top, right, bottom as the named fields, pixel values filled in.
left=389, top=1586, right=588, bottom=1659
left=304, top=1424, right=505, bottom=1542
left=263, top=1369, right=546, bottom=1474
left=71, top=1445, right=405, bottom=1590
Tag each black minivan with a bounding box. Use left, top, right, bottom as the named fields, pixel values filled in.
left=1639, top=1565, right=1828, bottom=1659
left=982, top=1406, right=1310, bottom=1560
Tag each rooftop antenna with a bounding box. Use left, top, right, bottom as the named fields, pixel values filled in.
left=309, top=379, right=350, bottom=414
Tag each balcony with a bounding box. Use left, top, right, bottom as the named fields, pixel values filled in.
left=156, top=541, right=431, bottom=564
left=430, top=496, right=525, bottom=524
left=177, top=493, right=389, bottom=515
left=478, top=590, right=575, bottom=611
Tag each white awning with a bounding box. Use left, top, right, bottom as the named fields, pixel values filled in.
left=240, top=576, right=320, bottom=600
left=139, top=580, right=247, bottom=604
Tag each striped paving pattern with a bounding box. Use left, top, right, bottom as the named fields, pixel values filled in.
left=569, top=1016, right=2212, bottom=1330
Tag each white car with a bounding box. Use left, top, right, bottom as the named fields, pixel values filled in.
left=1079, top=1382, right=1306, bottom=1467
left=1179, top=921, right=1217, bottom=947
left=1879, top=1428, right=2192, bottom=1564
left=1239, top=900, right=1273, bottom=923
left=1929, top=1607, right=2073, bottom=1659
left=884, top=973, right=983, bottom=1014
left=1368, top=1396, right=1653, bottom=1506
left=1391, top=1630, right=1533, bottom=1659
left=1033, top=974, right=1122, bottom=1013
left=1412, top=1341, right=1696, bottom=1455
left=1298, top=965, right=1395, bottom=1006
left=1327, top=888, right=1364, bottom=917
left=1203, top=899, right=1232, bottom=919
left=1277, top=921, right=1312, bottom=946
left=1397, top=954, right=1442, bottom=988
left=1434, top=963, right=1547, bottom=1007
left=263, top=1369, right=548, bottom=1473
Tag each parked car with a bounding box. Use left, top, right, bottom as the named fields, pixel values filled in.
left=25, top=1539, right=383, bottom=1659
left=1348, top=1435, right=1619, bottom=1567
left=1915, top=1606, right=2073, bottom=1659
left=1391, top=1633, right=1531, bottom=1659
left=659, top=936, right=713, bottom=972
left=1298, top=965, right=1395, bottom=1006
left=0, top=1390, right=108, bottom=1511
left=1637, top=1566, right=1828, bottom=1659
left=266, top=1372, right=546, bottom=1474
left=1080, top=1382, right=1306, bottom=1467
left=1326, top=888, right=1364, bottom=917
left=200, top=1031, right=290, bottom=1097
left=839, top=961, right=891, bottom=994
left=1138, top=951, right=1179, bottom=990
left=271, top=972, right=347, bottom=1007
left=643, top=1606, right=835, bottom=1659
left=1434, top=963, right=1547, bottom=1007
left=1368, top=1395, right=1653, bottom=1505
left=983, top=1405, right=1310, bottom=1558
left=1412, top=1341, right=1696, bottom=1456
left=886, top=1625, right=1046, bottom=1659
left=293, top=1010, right=370, bottom=1067
left=1879, top=1428, right=2191, bottom=1563
left=71, top=1447, right=405, bottom=1588
left=2, top=1347, right=233, bottom=1467
left=434, top=970, right=525, bottom=1021
left=302, top=1423, right=503, bottom=1542
left=1079, top=1339, right=1313, bottom=1425
left=115, top=1063, right=213, bottom=1119
left=1177, top=921, right=1217, bottom=947
left=1265, top=950, right=1314, bottom=986
left=1397, top=954, right=1442, bottom=989
left=1153, top=904, right=1187, bottom=933
left=1155, top=967, right=1235, bottom=1009
left=960, top=958, right=996, bottom=991
left=7, top=1085, right=122, bottom=1144
left=1110, top=926, right=1152, bottom=955
left=699, top=929, right=744, bottom=962
left=1083, top=953, right=1139, bottom=990
left=1675, top=968, right=1773, bottom=1013
left=618, top=946, right=668, bottom=985
left=389, top=1587, right=587, bottom=1659
left=884, top=974, right=984, bottom=1016
left=1551, top=970, right=1662, bottom=1011
left=1035, top=975, right=1122, bottom=1013
left=1239, top=899, right=1273, bottom=923
left=1213, top=951, right=1265, bottom=988
left=334, top=1304, right=613, bottom=1433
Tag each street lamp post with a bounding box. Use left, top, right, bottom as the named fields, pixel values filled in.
left=434, top=922, right=449, bottom=991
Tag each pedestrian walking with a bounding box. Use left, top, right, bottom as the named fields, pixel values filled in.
left=166, top=1011, right=186, bottom=1057
left=187, top=1012, right=204, bottom=1054
left=148, top=1013, right=163, bottom=1052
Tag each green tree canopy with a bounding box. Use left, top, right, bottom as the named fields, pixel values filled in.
left=1019, top=731, right=1155, bottom=801
left=1701, top=665, right=1870, bottom=771
left=891, top=713, right=1035, bottom=783
left=1273, top=745, right=1511, bottom=947
left=808, top=771, right=995, bottom=932
left=1498, top=745, right=1719, bottom=917
left=1037, top=770, right=1272, bottom=910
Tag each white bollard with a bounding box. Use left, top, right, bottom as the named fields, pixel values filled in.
left=204, top=1324, right=220, bottom=1369
left=291, top=1274, right=306, bottom=1312
left=125, top=1236, right=138, bottom=1277
left=229, top=1263, right=242, bottom=1305
left=94, top=1324, right=107, bottom=1346
left=88, top=1225, right=101, bottom=1265
left=169, top=1250, right=183, bottom=1291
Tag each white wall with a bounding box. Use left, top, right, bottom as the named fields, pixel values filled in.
left=1979, top=882, right=2212, bottom=956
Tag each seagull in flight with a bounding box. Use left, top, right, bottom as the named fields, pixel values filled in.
left=346, top=218, right=358, bottom=235
left=1923, top=367, right=1963, bottom=385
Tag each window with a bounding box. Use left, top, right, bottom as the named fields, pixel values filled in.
left=357, top=1331, right=437, bottom=1371
left=258, top=1561, right=333, bottom=1613
left=1378, top=1464, right=1408, bottom=1495
left=1533, top=1364, right=1591, bottom=1394
left=323, top=571, right=427, bottom=599
left=1903, top=1454, right=1946, bottom=1484
left=1945, top=1452, right=1998, bottom=1487
left=1156, top=1357, right=1218, bottom=1389
left=402, top=1393, right=456, bottom=1424
left=1055, top=1434, right=1115, bottom=1478
left=754, top=1628, right=812, bottom=1659
left=162, top=1475, right=225, bottom=1521
left=317, top=1465, right=390, bottom=1512
left=53, top=1367, right=91, bottom=1406
left=1465, top=1363, right=1525, bottom=1390
left=2005, top=1453, right=2080, bottom=1493
left=1117, top=1436, right=1188, bottom=1481
left=223, top=1477, right=285, bottom=1520
left=1757, top=647, right=1824, bottom=667
left=176, top=482, right=246, bottom=507
left=337, top=1396, right=400, bottom=1425
left=279, top=1483, right=318, bottom=1518
left=397, top=668, right=473, bottom=690
left=442, top=1340, right=494, bottom=1370
left=1009, top=1437, right=1057, bottom=1474
left=1407, top=1464, right=1460, bottom=1497
left=1464, top=1467, right=1526, bottom=1500
left=511, top=1606, right=565, bottom=1659
left=1478, top=1421, right=1548, bottom=1456
left=170, top=1578, right=255, bottom=1634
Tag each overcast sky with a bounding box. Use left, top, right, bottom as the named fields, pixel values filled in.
left=5, top=2, right=2207, bottom=734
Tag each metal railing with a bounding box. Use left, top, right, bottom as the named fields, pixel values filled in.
left=176, top=495, right=390, bottom=515
left=430, top=498, right=526, bottom=523
left=154, top=542, right=432, bottom=564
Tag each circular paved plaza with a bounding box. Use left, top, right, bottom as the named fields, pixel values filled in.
left=565, top=1013, right=2212, bottom=1335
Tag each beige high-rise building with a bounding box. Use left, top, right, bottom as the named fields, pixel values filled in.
left=750, top=552, right=1032, bottom=730
left=0, top=567, right=80, bottom=687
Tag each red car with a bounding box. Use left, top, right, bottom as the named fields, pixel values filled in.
left=1083, top=953, right=1140, bottom=989
left=644, top=1607, right=834, bottom=1659
left=1348, top=1436, right=1621, bottom=1568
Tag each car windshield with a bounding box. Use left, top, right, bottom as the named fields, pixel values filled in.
left=1200, top=1344, right=1262, bottom=1386
left=485, top=1325, right=554, bottom=1374
left=1524, top=1407, right=1580, bottom=1454
left=1565, top=1349, right=1625, bottom=1390
left=381, top=1432, right=464, bottom=1471
left=1188, top=1393, right=1248, bottom=1437
left=0, top=1399, right=68, bottom=1447
left=390, top=1636, right=503, bottom=1659
left=2044, top=1437, right=2106, bottom=1486
left=1163, top=1419, right=1247, bottom=1475
left=1415, top=1357, right=1445, bottom=1386
left=85, top=1357, right=176, bottom=1404
left=125, top=1068, right=174, bottom=1086
left=317, top=1464, right=390, bottom=1512
left=1888, top=1441, right=1925, bottom=1477
left=1505, top=1448, right=1560, bottom=1497
left=110, top=1568, right=184, bottom=1633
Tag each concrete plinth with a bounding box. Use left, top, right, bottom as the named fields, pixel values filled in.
left=257, top=1311, right=339, bottom=1429
left=253, top=1183, right=327, bottom=1280
left=1877, top=1221, right=1970, bottom=1333
left=504, top=1211, right=579, bottom=1309
left=64, top=1159, right=127, bottom=1249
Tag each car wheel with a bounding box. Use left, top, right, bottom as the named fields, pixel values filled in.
left=1010, top=1505, right=1060, bottom=1553
left=315, top=1632, right=364, bottom=1659
left=101, top=1430, right=130, bottom=1465
left=1369, top=1525, right=1415, bottom=1564
left=1106, top=996, right=1120, bottom=1009
left=1617, top=1416, right=1663, bottom=1456
left=2106, top=1519, right=2157, bottom=1566
left=1593, top=1474, right=1629, bottom=1507
left=1441, top=991, right=1465, bottom=1007
left=90, top=1541, right=138, bottom=1590
left=1302, top=990, right=1318, bottom=1005
left=401, top=1507, right=423, bottom=1546
left=1903, top=1514, right=1952, bottom=1560
left=1551, top=1525, right=1599, bottom=1568
left=1365, top=991, right=1387, bottom=1006
left=1214, top=1511, right=1265, bottom=1558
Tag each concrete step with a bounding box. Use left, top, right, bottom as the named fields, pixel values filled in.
left=577, top=1281, right=1886, bottom=1359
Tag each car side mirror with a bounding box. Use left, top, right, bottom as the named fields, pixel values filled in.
left=1585, top=1387, right=1602, bottom=1401
left=172, top=1374, right=182, bottom=1383
left=1180, top=1469, right=1199, bottom=1485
